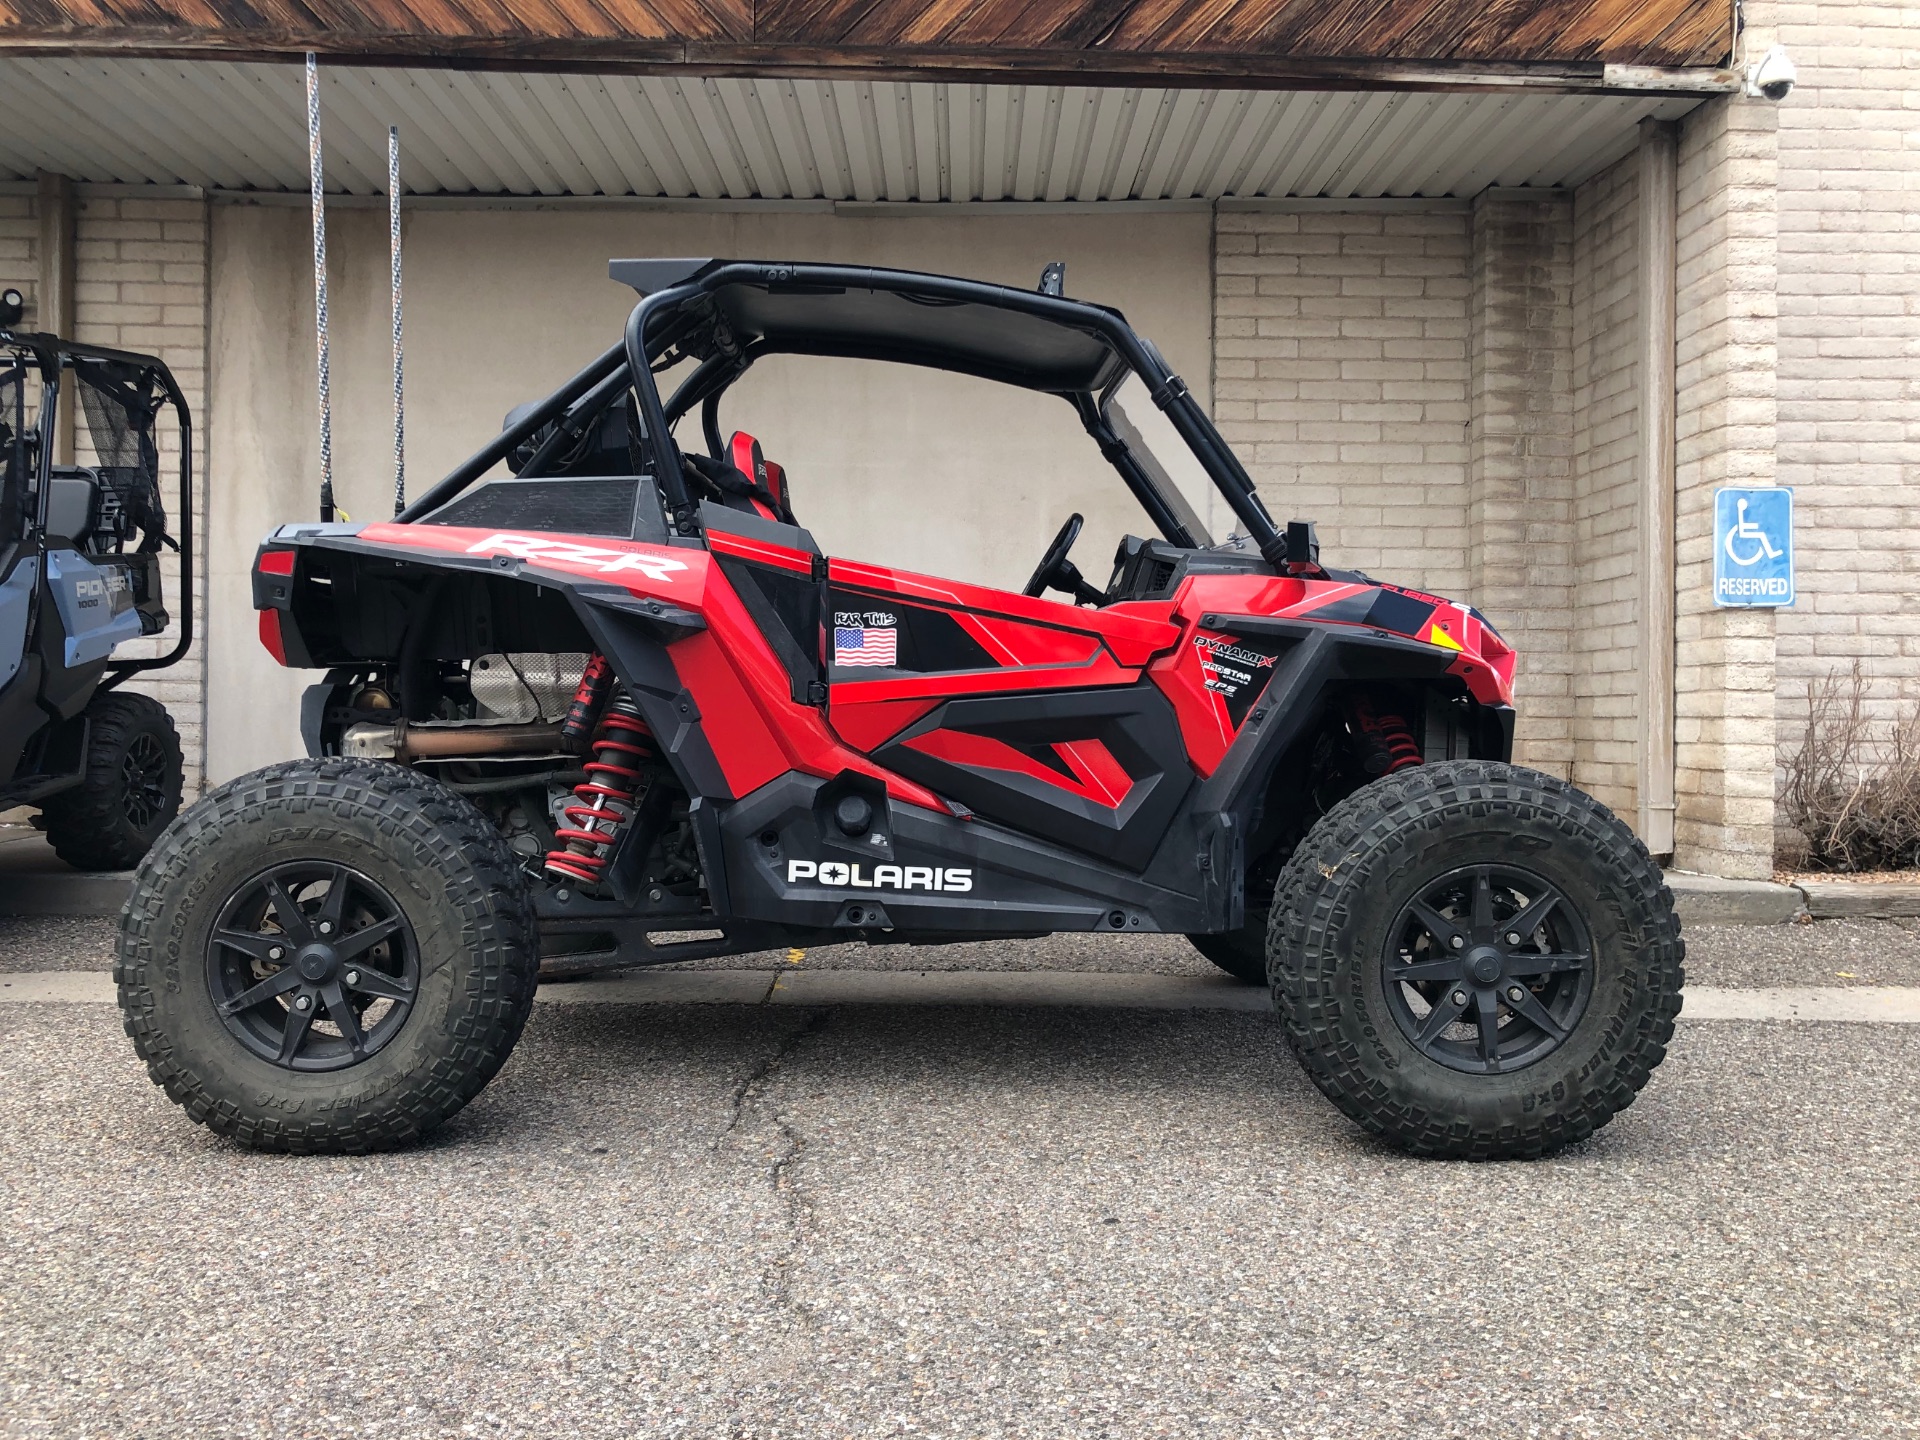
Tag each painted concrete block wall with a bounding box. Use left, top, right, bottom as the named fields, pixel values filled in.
left=1570, top=155, right=1643, bottom=821
left=1213, top=208, right=1473, bottom=599
left=1468, top=191, right=1575, bottom=781
left=1774, top=0, right=1920, bottom=749
left=1673, top=96, right=1781, bottom=878
left=205, top=203, right=1214, bottom=783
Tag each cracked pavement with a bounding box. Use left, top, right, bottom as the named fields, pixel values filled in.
left=3, top=960, right=1918, bottom=1438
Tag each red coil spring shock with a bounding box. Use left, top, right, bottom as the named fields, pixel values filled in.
left=545, top=694, right=657, bottom=887
left=1346, top=694, right=1423, bottom=776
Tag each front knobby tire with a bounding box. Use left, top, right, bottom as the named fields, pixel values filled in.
left=1267, top=760, right=1683, bottom=1160
left=116, top=758, right=539, bottom=1153
left=41, top=691, right=183, bottom=871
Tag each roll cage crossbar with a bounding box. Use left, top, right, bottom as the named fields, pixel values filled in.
left=0, top=328, right=195, bottom=679
left=400, top=260, right=1286, bottom=566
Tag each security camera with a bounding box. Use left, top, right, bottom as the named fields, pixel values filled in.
left=1744, top=44, right=1796, bottom=101
left=0, top=287, right=21, bottom=328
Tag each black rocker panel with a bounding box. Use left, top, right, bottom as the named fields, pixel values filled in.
left=873, top=684, right=1193, bottom=872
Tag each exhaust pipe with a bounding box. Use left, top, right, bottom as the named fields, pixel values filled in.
left=342, top=719, right=570, bottom=762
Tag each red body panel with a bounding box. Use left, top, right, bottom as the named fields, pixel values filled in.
left=261, top=523, right=1516, bottom=821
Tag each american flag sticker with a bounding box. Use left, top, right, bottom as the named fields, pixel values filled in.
left=834, top=625, right=898, bottom=667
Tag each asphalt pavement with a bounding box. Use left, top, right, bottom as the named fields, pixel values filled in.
left=2, top=917, right=1917, bottom=1438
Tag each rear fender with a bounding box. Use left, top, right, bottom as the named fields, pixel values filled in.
left=565, top=596, right=731, bottom=802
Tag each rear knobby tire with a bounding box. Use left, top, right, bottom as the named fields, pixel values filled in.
left=41, top=691, right=183, bottom=871
left=1267, top=760, right=1683, bottom=1160
left=116, top=758, right=539, bottom=1154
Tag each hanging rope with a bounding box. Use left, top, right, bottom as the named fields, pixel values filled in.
left=389, top=125, right=406, bottom=516
left=306, top=52, right=335, bottom=523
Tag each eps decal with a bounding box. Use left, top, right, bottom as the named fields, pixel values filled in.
left=787, top=860, right=973, bottom=893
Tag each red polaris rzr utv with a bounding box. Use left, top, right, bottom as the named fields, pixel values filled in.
left=116, top=259, right=1682, bottom=1160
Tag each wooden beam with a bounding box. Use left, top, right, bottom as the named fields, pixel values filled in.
left=0, top=0, right=1738, bottom=87
left=0, top=33, right=1740, bottom=95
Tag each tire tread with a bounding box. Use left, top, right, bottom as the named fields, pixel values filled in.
left=115, top=758, right=538, bottom=1154
left=1265, top=760, right=1684, bottom=1160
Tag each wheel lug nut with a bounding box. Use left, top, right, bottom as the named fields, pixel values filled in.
left=345, top=970, right=360, bottom=986
left=269, top=947, right=283, bottom=961
left=1449, top=936, right=1464, bottom=950
left=318, top=922, right=333, bottom=935
left=1451, top=990, right=1467, bottom=1007
left=294, top=994, right=312, bottom=1011
left=1507, top=985, right=1525, bottom=1003
left=1505, top=932, right=1521, bottom=946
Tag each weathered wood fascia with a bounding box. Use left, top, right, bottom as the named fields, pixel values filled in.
left=0, top=33, right=1738, bottom=95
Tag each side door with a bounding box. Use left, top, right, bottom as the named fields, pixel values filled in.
left=822, top=556, right=1190, bottom=871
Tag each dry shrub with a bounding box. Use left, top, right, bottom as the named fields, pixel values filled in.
left=1779, top=661, right=1920, bottom=872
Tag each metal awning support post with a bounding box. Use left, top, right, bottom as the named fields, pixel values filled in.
left=389, top=125, right=405, bottom=516
left=1636, top=117, right=1678, bottom=857
left=306, top=52, right=335, bottom=523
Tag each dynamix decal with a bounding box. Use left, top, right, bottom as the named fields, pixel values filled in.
left=1194, top=632, right=1286, bottom=727
left=465, top=534, right=689, bottom=583
left=1193, top=634, right=1277, bottom=698
left=788, top=860, right=973, bottom=893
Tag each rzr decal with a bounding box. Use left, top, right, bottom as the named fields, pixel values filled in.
left=465, top=533, right=689, bottom=583
left=787, top=860, right=973, bottom=893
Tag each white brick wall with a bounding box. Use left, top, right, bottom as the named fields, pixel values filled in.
left=1672, top=96, right=1781, bottom=879
left=0, top=193, right=36, bottom=326
left=1570, top=155, right=1643, bottom=821
left=1214, top=208, right=1472, bottom=597
left=72, top=195, right=211, bottom=797
left=1775, top=0, right=1920, bottom=751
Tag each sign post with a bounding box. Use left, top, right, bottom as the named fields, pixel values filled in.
left=1712, top=487, right=1794, bottom=608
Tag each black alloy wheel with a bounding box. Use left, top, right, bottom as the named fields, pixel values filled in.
left=120, top=731, right=173, bottom=831
left=1379, top=865, right=1594, bottom=1075
left=207, top=861, right=419, bottom=1072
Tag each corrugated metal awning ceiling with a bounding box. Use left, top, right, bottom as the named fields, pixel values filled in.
left=0, top=58, right=1695, bottom=201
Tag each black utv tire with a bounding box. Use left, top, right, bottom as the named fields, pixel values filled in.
left=40, top=692, right=183, bottom=871
left=1268, top=760, right=1683, bottom=1161
left=116, top=758, right=539, bottom=1154
left=1187, top=926, right=1268, bottom=984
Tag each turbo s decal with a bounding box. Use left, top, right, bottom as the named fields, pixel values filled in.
left=465, top=533, right=689, bottom=583
left=787, top=860, right=973, bottom=893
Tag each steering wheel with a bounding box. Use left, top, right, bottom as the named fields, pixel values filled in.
left=1023, top=513, right=1105, bottom=605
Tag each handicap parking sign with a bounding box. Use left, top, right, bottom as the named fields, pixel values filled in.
left=1713, top=487, right=1794, bottom=607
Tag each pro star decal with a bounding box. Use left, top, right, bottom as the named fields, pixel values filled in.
left=787, top=860, right=972, bottom=892
left=1193, top=632, right=1284, bottom=726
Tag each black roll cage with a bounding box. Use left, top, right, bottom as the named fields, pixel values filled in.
left=401, top=261, right=1288, bottom=567
left=0, top=328, right=195, bottom=681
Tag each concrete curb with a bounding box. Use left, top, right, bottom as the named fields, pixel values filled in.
left=8, top=967, right=1919, bottom=1022
left=1665, top=871, right=1807, bottom=926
